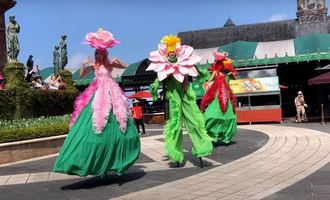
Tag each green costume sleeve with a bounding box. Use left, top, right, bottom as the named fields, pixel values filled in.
left=150, top=78, right=160, bottom=100
left=196, top=67, right=210, bottom=83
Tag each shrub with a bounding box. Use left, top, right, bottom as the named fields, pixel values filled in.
left=0, top=89, right=78, bottom=120
left=0, top=115, right=70, bottom=143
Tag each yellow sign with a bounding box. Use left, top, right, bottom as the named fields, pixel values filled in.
left=230, top=77, right=279, bottom=94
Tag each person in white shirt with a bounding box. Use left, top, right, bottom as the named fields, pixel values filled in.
left=294, top=91, right=308, bottom=122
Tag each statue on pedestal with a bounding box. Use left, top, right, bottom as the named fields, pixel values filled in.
left=53, top=46, right=60, bottom=75
left=6, top=15, right=20, bottom=62
left=60, top=35, right=67, bottom=70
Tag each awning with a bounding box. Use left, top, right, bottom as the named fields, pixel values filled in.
left=194, top=33, right=330, bottom=67
left=121, top=59, right=156, bottom=86
left=309, top=71, right=330, bottom=85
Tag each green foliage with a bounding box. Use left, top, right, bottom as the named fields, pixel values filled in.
left=59, top=70, right=78, bottom=92
left=0, top=115, right=70, bottom=143
left=0, top=89, right=78, bottom=120
left=0, top=89, right=16, bottom=119
left=3, top=62, right=28, bottom=89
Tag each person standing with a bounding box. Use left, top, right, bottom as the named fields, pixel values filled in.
left=147, top=34, right=213, bottom=164
left=53, top=29, right=140, bottom=178
left=200, top=51, right=238, bottom=145
left=294, top=91, right=308, bottom=122
left=132, top=99, right=146, bottom=135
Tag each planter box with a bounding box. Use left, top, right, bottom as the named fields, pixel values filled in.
left=0, top=135, right=66, bottom=164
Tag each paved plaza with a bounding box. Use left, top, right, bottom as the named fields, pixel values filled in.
left=0, top=123, right=330, bottom=200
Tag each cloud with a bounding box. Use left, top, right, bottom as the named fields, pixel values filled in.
left=67, top=52, right=88, bottom=68
left=268, top=14, right=287, bottom=22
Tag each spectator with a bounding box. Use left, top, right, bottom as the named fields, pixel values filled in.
left=49, top=74, right=60, bottom=90
left=132, top=99, right=147, bottom=135
left=58, top=78, right=67, bottom=90
left=294, top=91, right=308, bottom=122
left=32, top=75, right=47, bottom=90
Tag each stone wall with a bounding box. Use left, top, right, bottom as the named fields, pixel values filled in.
left=0, top=135, right=65, bottom=164
left=178, top=17, right=330, bottom=49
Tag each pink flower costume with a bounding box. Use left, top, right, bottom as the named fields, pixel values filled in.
left=53, top=29, right=140, bottom=177
left=148, top=35, right=213, bottom=163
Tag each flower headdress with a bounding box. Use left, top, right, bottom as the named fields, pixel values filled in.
left=146, top=34, right=201, bottom=83
left=211, top=51, right=237, bottom=75
left=85, top=28, right=119, bottom=49
left=161, top=34, right=181, bottom=52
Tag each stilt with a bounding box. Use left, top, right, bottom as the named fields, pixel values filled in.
left=199, top=157, right=204, bottom=168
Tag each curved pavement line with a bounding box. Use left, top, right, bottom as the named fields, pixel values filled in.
left=0, top=132, right=221, bottom=186
left=113, top=125, right=330, bottom=200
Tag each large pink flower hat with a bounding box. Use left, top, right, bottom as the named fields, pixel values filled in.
left=85, top=28, right=120, bottom=49
left=146, top=34, right=201, bottom=83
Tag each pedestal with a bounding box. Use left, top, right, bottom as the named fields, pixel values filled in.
left=59, top=69, right=77, bottom=92
left=0, top=0, right=16, bottom=73
left=4, top=61, right=28, bottom=89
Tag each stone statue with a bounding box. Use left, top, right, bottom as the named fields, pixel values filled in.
left=53, top=46, right=60, bottom=75
left=317, top=0, right=326, bottom=9
left=6, top=15, right=20, bottom=62
left=26, top=55, right=34, bottom=73
left=307, top=0, right=316, bottom=9
left=60, top=35, right=67, bottom=70
left=297, top=0, right=306, bottom=11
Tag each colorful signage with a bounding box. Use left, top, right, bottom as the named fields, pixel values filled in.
left=193, top=76, right=279, bottom=97
left=230, top=77, right=279, bottom=94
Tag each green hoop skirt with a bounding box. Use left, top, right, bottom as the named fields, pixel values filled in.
left=53, top=96, right=140, bottom=177
left=203, top=93, right=237, bottom=144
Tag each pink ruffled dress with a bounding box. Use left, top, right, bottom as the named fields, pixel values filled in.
left=53, top=65, right=140, bottom=177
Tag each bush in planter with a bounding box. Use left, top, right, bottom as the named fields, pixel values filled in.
left=0, top=115, right=70, bottom=143
left=0, top=89, right=16, bottom=119
left=0, top=89, right=78, bottom=120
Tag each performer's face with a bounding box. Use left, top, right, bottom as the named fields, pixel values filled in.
left=168, top=51, right=176, bottom=58
left=96, top=51, right=104, bottom=61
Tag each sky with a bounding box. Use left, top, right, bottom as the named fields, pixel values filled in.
left=4, top=0, right=308, bottom=70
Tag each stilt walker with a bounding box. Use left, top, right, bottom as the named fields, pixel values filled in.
left=53, top=29, right=140, bottom=177
left=200, top=51, right=238, bottom=144
left=147, top=35, right=213, bottom=166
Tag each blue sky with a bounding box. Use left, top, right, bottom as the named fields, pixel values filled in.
left=5, top=0, right=304, bottom=69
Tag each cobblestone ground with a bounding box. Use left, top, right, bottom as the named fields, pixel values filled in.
left=0, top=123, right=329, bottom=200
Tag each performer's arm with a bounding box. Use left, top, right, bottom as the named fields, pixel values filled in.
left=227, top=72, right=236, bottom=80
left=80, top=57, right=93, bottom=77
left=110, top=58, right=128, bottom=69
left=207, top=71, right=217, bottom=83
left=150, top=78, right=160, bottom=101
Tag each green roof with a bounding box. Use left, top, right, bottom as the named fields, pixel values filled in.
left=294, top=33, right=330, bottom=55
left=218, top=40, right=258, bottom=61
left=216, top=33, right=330, bottom=67
left=40, top=67, right=54, bottom=80
left=122, top=61, right=141, bottom=76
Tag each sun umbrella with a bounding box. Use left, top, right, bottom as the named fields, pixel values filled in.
left=279, top=84, right=288, bottom=90
left=128, top=90, right=152, bottom=99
